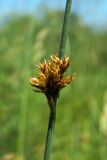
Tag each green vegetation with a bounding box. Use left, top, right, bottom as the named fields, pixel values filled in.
left=0, top=10, right=107, bottom=160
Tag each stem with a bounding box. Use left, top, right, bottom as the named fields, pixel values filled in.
left=17, top=22, right=36, bottom=160
left=43, top=1, right=72, bottom=159
left=44, top=98, right=56, bottom=160
left=59, top=0, right=72, bottom=58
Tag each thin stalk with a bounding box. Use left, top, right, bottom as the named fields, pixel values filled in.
left=59, top=0, right=72, bottom=58
left=44, top=0, right=72, bottom=160
left=44, top=99, right=56, bottom=160
left=17, top=22, right=35, bottom=160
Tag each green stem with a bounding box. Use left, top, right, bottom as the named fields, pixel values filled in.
left=17, top=21, right=35, bottom=160
left=44, top=1, right=72, bottom=159
left=44, top=98, right=56, bottom=160
left=59, top=0, right=72, bottom=58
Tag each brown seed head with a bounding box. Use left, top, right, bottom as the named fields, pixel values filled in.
left=29, top=54, right=76, bottom=101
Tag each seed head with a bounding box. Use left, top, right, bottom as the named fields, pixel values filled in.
left=29, top=54, right=76, bottom=101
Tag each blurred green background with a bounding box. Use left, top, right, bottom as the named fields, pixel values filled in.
left=0, top=0, right=107, bottom=160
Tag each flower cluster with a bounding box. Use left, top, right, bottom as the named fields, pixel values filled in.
left=29, top=54, right=76, bottom=101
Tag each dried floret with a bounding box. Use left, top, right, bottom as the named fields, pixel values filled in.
left=29, top=54, right=76, bottom=102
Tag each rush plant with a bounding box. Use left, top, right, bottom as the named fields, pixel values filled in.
left=29, top=0, right=76, bottom=160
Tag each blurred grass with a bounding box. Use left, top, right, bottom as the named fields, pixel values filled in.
left=0, top=11, right=107, bottom=160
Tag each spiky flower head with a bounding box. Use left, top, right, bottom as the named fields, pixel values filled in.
left=29, top=54, right=76, bottom=102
